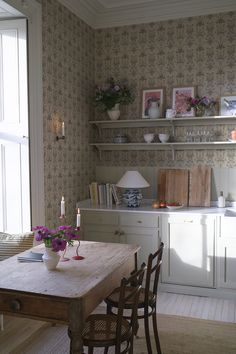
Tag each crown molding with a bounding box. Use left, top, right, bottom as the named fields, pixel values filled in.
left=0, top=0, right=23, bottom=17
left=59, top=0, right=236, bottom=29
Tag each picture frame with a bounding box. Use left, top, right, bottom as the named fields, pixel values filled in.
left=172, top=86, right=195, bottom=117
left=220, top=95, right=236, bottom=116
left=141, top=88, right=164, bottom=118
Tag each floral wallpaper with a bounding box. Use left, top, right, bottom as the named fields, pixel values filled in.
left=41, top=2, right=236, bottom=226
left=42, top=0, right=95, bottom=227
left=94, top=11, right=236, bottom=168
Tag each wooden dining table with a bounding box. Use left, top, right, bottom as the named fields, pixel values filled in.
left=0, top=240, right=139, bottom=353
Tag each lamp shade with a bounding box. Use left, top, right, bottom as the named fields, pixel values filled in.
left=116, top=171, right=150, bottom=189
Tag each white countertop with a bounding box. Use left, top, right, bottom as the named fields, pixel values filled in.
left=77, top=199, right=236, bottom=216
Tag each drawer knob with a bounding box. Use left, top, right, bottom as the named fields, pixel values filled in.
left=137, top=220, right=142, bottom=224
left=10, top=299, right=21, bottom=312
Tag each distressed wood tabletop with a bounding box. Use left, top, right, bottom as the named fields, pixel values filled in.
left=0, top=240, right=139, bottom=353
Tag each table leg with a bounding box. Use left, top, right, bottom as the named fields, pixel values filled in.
left=68, top=301, right=84, bottom=354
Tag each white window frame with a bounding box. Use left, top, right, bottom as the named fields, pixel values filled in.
left=4, top=0, right=45, bottom=227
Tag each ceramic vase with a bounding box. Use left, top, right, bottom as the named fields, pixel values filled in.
left=148, top=101, right=160, bottom=119
left=107, top=103, right=120, bottom=120
left=42, top=247, right=60, bottom=270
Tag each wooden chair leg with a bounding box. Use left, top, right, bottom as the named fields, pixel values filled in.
left=88, top=346, right=94, bottom=354
left=106, top=303, right=112, bottom=314
left=152, top=312, right=162, bottom=354
left=104, top=347, right=109, bottom=354
left=144, top=315, right=152, bottom=354
left=134, top=319, right=139, bottom=336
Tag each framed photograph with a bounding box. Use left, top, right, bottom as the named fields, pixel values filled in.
left=220, top=95, right=236, bottom=116
left=172, top=86, right=195, bottom=117
left=141, top=88, right=164, bottom=118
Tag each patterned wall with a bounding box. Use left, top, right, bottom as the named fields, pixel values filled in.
left=41, top=3, right=236, bottom=226
left=94, top=11, right=236, bottom=168
left=42, top=0, right=95, bottom=227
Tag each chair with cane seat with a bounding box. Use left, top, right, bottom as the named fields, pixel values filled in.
left=80, top=263, right=146, bottom=354
left=105, top=242, right=164, bottom=354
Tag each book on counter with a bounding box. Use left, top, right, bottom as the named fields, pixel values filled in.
left=17, top=251, right=43, bottom=262
left=89, top=182, right=123, bottom=206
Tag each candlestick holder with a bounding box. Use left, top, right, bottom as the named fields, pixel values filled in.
left=72, top=240, right=84, bottom=260
left=59, top=215, right=70, bottom=262
left=56, top=135, right=65, bottom=141
left=60, top=246, right=70, bottom=262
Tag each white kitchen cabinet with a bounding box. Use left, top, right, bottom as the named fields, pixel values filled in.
left=119, top=213, right=160, bottom=267
left=81, top=210, right=120, bottom=243
left=161, top=214, right=216, bottom=288
left=81, top=210, right=160, bottom=267
left=218, top=216, right=236, bottom=289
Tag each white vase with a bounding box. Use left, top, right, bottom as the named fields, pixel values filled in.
left=107, top=103, right=120, bottom=120
left=42, top=248, right=60, bottom=270
left=148, top=101, right=160, bottom=119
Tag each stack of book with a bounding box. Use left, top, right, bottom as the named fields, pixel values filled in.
left=89, top=182, right=123, bottom=206
left=17, top=251, right=43, bottom=262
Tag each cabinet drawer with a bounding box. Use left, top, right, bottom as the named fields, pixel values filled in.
left=82, top=211, right=118, bottom=226
left=120, top=213, right=159, bottom=228
left=220, top=217, right=236, bottom=238
left=167, top=214, right=211, bottom=225
left=0, top=291, right=69, bottom=322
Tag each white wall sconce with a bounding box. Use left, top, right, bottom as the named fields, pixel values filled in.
left=116, top=170, right=150, bottom=207
left=56, top=121, right=65, bottom=141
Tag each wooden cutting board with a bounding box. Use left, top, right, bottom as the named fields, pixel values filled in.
left=158, top=169, right=189, bottom=206
left=189, top=165, right=211, bottom=207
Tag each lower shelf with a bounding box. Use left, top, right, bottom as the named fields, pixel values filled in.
left=90, top=141, right=236, bottom=160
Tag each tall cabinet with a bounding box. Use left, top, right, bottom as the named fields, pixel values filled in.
left=161, top=214, right=216, bottom=288
left=218, top=216, right=236, bottom=289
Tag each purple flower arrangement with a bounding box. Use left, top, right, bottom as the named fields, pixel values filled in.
left=33, top=225, right=78, bottom=252
left=94, top=77, right=134, bottom=111
left=187, top=96, right=217, bottom=110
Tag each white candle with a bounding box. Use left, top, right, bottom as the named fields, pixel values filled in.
left=62, top=121, right=65, bottom=136
left=61, top=196, right=65, bottom=216
left=76, top=208, right=81, bottom=227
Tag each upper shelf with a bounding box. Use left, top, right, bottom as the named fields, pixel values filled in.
left=89, top=116, right=236, bottom=129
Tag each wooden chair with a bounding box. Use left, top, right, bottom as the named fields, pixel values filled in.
left=80, top=263, right=146, bottom=354
left=105, top=242, right=164, bottom=354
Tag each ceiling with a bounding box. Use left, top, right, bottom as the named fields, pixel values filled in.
left=0, top=0, right=23, bottom=18
left=59, top=0, right=236, bottom=28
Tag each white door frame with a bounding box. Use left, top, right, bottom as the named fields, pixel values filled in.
left=4, top=0, right=45, bottom=226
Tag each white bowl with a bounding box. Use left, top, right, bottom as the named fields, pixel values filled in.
left=158, top=133, right=169, bottom=143
left=144, top=133, right=154, bottom=143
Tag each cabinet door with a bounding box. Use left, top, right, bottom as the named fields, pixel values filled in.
left=82, top=225, right=119, bottom=243
left=81, top=211, right=119, bottom=243
left=218, top=239, right=236, bottom=289
left=122, top=226, right=159, bottom=267
left=120, top=213, right=160, bottom=267
left=161, top=215, right=215, bottom=288
left=218, top=216, right=236, bottom=289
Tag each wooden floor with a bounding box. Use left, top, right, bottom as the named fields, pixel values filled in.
left=157, top=292, right=236, bottom=323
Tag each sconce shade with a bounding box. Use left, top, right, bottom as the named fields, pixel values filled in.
left=116, top=171, right=150, bottom=189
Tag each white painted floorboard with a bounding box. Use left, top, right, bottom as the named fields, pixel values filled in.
left=157, top=292, right=236, bottom=323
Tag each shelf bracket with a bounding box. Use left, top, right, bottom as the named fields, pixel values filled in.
left=171, top=146, right=175, bottom=161
left=171, top=121, right=176, bottom=136
left=93, top=145, right=102, bottom=160
left=93, top=123, right=102, bottom=138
